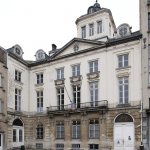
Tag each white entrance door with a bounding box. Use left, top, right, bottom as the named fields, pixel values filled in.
left=0, top=133, right=3, bottom=150
left=114, top=123, right=134, bottom=150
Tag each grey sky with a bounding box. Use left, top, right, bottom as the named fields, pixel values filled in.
left=0, top=0, right=139, bottom=60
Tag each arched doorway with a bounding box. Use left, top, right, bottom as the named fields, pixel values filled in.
left=114, top=114, right=134, bottom=150
left=12, top=118, right=24, bottom=148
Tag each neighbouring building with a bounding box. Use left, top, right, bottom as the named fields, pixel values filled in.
left=140, top=0, right=150, bottom=149
left=3, top=1, right=143, bottom=150
left=0, top=46, right=8, bottom=150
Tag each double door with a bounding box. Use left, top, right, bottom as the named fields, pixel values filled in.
left=114, top=123, right=134, bottom=150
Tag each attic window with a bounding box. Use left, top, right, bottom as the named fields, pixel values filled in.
left=35, top=49, right=45, bottom=61
left=13, top=45, right=23, bottom=57
left=119, top=27, right=127, bottom=37
left=74, top=43, right=79, bottom=52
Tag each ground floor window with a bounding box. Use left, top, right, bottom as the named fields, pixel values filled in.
left=56, top=143, right=64, bottom=150
left=89, top=144, right=99, bottom=150
left=72, top=144, right=80, bottom=150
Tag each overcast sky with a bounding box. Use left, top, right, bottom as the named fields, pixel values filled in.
left=0, top=0, right=139, bottom=60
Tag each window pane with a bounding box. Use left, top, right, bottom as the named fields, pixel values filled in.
left=13, top=129, right=17, bottom=142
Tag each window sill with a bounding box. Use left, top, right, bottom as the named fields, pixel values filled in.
left=87, top=71, right=100, bottom=80
left=14, top=80, right=23, bottom=85
left=54, top=79, right=65, bottom=86
left=70, top=75, right=82, bottom=83
left=35, top=83, right=44, bottom=87
left=116, top=103, right=131, bottom=108
left=116, top=66, right=131, bottom=70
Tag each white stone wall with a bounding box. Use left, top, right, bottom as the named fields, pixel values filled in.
left=7, top=56, right=29, bottom=112
left=76, top=11, right=115, bottom=40
left=28, top=40, right=141, bottom=112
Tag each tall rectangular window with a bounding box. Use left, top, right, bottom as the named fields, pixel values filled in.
left=57, top=88, right=64, bottom=110
left=81, top=26, right=86, bottom=38
left=119, top=77, right=129, bottom=104
left=73, top=85, right=81, bottom=108
left=13, top=129, right=17, bottom=142
left=57, top=68, right=64, bottom=80
left=72, top=121, right=80, bottom=139
left=56, top=144, right=64, bottom=150
left=0, top=100, right=2, bottom=113
left=148, top=13, right=150, bottom=31
left=37, top=91, right=43, bottom=112
left=89, top=119, right=99, bottom=139
left=37, top=73, right=43, bottom=84
left=19, top=129, right=23, bottom=142
left=148, top=58, right=150, bottom=85
left=15, top=88, right=21, bottom=111
left=89, top=144, right=99, bottom=150
left=72, top=144, right=80, bottom=150
left=72, top=64, right=80, bottom=76
left=89, top=23, right=94, bottom=36
left=118, top=54, right=128, bottom=68
left=97, top=21, right=102, bottom=34
left=0, top=74, right=2, bottom=87
left=15, top=70, right=21, bottom=82
left=89, top=82, right=98, bottom=107
left=56, top=121, right=64, bottom=139
left=89, top=60, right=98, bottom=73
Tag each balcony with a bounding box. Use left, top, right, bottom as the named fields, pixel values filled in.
left=87, top=71, right=100, bottom=80
left=47, top=100, right=108, bottom=116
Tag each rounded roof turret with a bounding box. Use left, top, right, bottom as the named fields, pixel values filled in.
left=87, top=0, right=101, bottom=14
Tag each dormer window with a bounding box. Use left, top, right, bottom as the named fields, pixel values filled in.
left=13, top=45, right=23, bottom=57
left=119, top=27, right=127, bottom=37
left=35, top=49, right=45, bottom=61
left=116, top=24, right=131, bottom=38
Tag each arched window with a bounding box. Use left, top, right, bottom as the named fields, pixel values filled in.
left=12, top=119, right=24, bottom=147
left=115, top=114, right=133, bottom=123
left=36, top=123, right=44, bottom=139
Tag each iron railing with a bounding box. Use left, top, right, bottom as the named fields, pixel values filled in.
left=47, top=100, right=108, bottom=112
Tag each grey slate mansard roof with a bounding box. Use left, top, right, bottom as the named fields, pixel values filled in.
left=6, top=31, right=142, bottom=67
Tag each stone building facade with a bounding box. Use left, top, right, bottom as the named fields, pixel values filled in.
left=140, top=0, right=150, bottom=149
left=3, top=1, right=143, bottom=150
left=0, top=46, right=8, bottom=150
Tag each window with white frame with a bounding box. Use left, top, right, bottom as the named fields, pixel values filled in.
left=13, top=119, right=24, bottom=146
left=37, top=73, right=43, bottom=84
left=57, top=68, right=64, bottom=80
left=118, top=54, right=129, bottom=68
left=89, top=144, right=99, bottom=150
left=89, top=23, right=94, bottom=36
left=81, top=26, right=86, bottom=38
left=89, top=119, right=99, bottom=139
left=36, top=123, right=44, bottom=139
left=37, top=91, right=43, bottom=112
left=72, top=64, right=80, bottom=76
left=72, top=120, right=80, bottom=139
left=97, top=21, right=102, bottom=34
left=56, top=144, right=64, bottom=150
left=56, top=121, right=64, bottom=139
left=15, top=88, right=21, bottom=111
left=119, top=77, right=129, bottom=104
left=89, top=60, right=98, bottom=73
left=15, top=70, right=21, bottom=82
left=57, top=88, right=64, bottom=110
left=72, top=144, right=80, bottom=150
left=89, top=82, right=98, bottom=107
left=73, top=85, right=81, bottom=108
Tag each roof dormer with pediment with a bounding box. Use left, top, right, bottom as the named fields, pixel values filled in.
left=76, top=1, right=116, bottom=42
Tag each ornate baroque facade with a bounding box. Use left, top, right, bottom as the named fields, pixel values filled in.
left=0, top=1, right=144, bottom=150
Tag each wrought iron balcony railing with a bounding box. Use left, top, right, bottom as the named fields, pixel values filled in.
left=47, top=100, right=108, bottom=113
